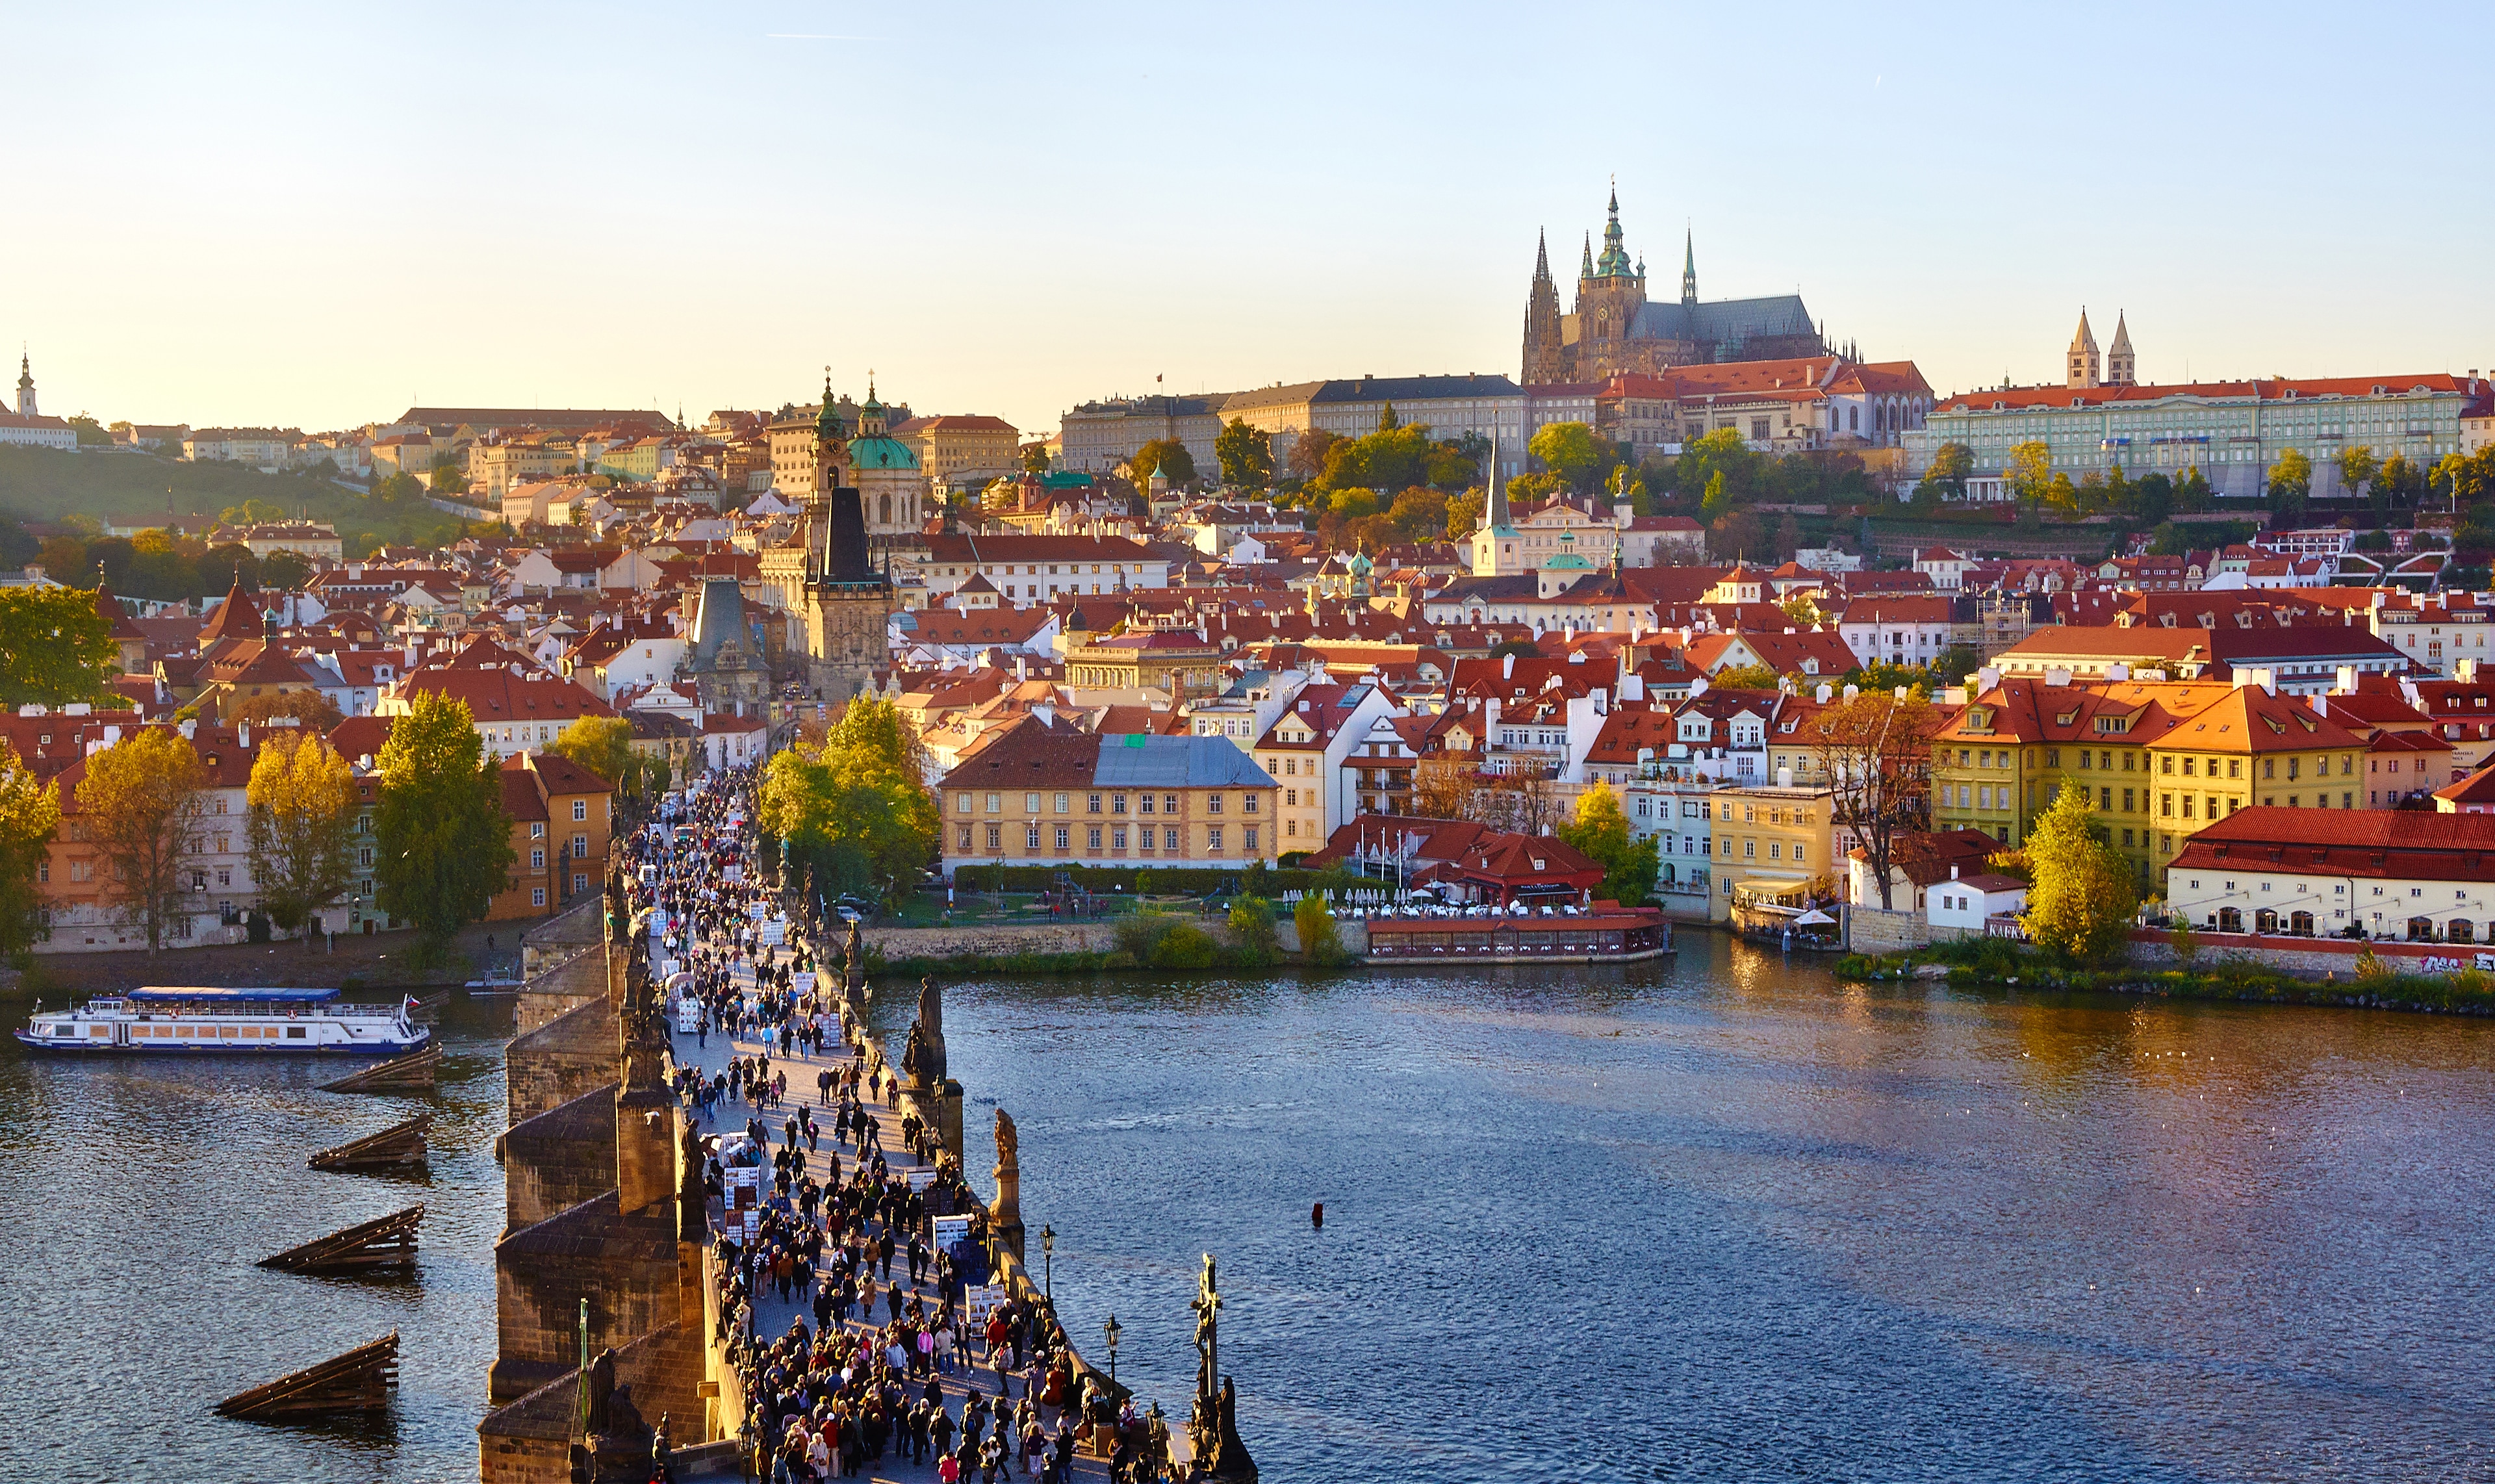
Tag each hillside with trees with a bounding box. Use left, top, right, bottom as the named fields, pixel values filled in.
left=0, top=445, right=494, bottom=570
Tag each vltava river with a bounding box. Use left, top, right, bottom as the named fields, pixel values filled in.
left=3, top=933, right=2490, bottom=1481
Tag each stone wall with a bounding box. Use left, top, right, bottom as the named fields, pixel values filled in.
left=2125, top=927, right=2495, bottom=979
left=506, top=993, right=617, bottom=1126
left=1273, top=915, right=1369, bottom=957
left=521, top=898, right=602, bottom=977
left=489, top=1190, right=682, bottom=1403
left=514, top=946, right=607, bottom=1034
left=478, top=1319, right=708, bottom=1484
left=1847, top=906, right=1977, bottom=954
left=865, top=922, right=1103, bottom=961
left=501, top=1084, right=620, bottom=1235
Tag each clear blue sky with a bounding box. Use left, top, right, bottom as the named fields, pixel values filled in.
left=6, top=2, right=2490, bottom=436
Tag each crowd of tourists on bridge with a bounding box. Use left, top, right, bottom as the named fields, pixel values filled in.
left=618, top=767, right=1160, bottom=1483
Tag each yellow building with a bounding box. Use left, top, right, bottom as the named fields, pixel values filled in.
left=1932, top=674, right=2373, bottom=889
left=1710, top=782, right=1837, bottom=921
left=899, top=415, right=1020, bottom=484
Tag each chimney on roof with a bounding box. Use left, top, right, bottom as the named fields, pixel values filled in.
left=1951, top=864, right=1960, bottom=880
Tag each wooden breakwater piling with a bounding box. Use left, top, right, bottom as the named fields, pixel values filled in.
left=308, top=1112, right=432, bottom=1173
left=258, top=1205, right=424, bottom=1275
left=217, top=1331, right=399, bottom=1419
left=319, top=1046, right=439, bottom=1092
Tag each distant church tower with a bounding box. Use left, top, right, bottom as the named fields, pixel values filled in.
left=16, top=351, right=34, bottom=416
left=1680, top=228, right=1697, bottom=307
left=2106, top=311, right=2136, bottom=386
left=1522, top=231, right=1565, bottom=385
left=1569, top=185, right=1648, bottom=380
left=800, top=372, right=893, bottom=701
left=2067, top=309, right=2101, bottom=389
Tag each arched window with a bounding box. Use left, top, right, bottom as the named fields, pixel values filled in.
left=879, top=493, right=892, bottom=525
left=2408, top=916, right=2435, bottom=941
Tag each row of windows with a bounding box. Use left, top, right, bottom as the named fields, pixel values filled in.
left=958, top=823, right=1260, bottom=854
left=1718, top=838, right=1807, bottom=863
left=956, top=790, right=1255, bottom=816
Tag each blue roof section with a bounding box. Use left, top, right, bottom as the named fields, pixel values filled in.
left=849, top=435, right=920, bottom=471
left=1091, top=735, right=1277, bottom=789
left=1630, top=294, right=1816, bottom=349
left=127, top=986, right=342, bottom=1003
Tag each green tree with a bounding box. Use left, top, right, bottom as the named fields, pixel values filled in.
left=759, top=696, right=938, bottom=909
left=428, top=459, right=470, bottom=495
left=1528, top=421, right=1602, bottom=491
left=374, top=691, right=516, bottom=950
left=1505, top=470, right=1563, bottom=505
left=1021, top=442, right=1051, bottom=476
left=68, top=414, right=110, bottom=446
left=1376, top=402, right=1400, bottom=433
left=0, top=742, right=60, bottom=958
left=370, top=470, right=425, bottom=504
left=2173, top=465, right=2215, bottom=513
left=219, top=498, right=288, bottom=526
left=1708, top=663, right=1781, bottom=690
left=1132, top=438, right=1196, bottom=489
left=1287, top=428, right=1342, bottom=483
left=2338, top=444, right=2380, bottom=504
left=2375, top=452, right=2424, bottom=512
left=2268, top=448, right=2313, bottom=525
left=1214, top=418, right=1273, bottom=489
left=227, top=687, right=343, bottom=732
left=1444, top=488, right=1484, bottom=539
left=1700, top=470, right=1730, bottom=524
left=244, top=730, right=359, bottom=941
left=258, top=550, right=313, bottom=591
left=547, top=715, right=641, bottom=793
left=1422, top=444, right=1479, bottom=491
left=1557, top=781, right=1659, bottom=906
left=1917, top=441, right=1974, bottom=500
left=1294, top=891, right=1350, bottom=966
left=0, top=586, right=116, bottom=708
left=2005, top=440, right=2053, bottom=515
left=75, top=728, right=205, bottom=955
left=2020, top=779, right=2138, bottom=965
left=1383, top=486, right=1449, bottom=544
left=1224, top=896, right=1281, bottom=967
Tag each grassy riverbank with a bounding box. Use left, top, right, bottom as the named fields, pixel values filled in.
left=1836, top=936, right=2495, bottom=1016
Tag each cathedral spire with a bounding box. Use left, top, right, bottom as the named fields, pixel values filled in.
left=1594, top=184, right=1631, bottom=277
left=1580, top=233, right=1594, bottom=280
left=1534, top=228, right=1552, bottom=283
left=1681, top=228, right=1696, bottom=307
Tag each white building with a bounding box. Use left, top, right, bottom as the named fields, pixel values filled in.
left=1927, top=870, right=2027, bottom=931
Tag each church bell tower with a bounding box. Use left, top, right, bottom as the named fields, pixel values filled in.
left=2067, top=309, right=2102, bottom=389
left=800, top=370, right=893, bottom=701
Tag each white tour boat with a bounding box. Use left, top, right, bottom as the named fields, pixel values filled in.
left=16, top=986, right=433, bottom=1056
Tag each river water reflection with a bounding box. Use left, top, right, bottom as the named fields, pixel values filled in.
left=3, top=934, right=2490, bottom=1481
left=905, top=934, right=2494, bottom=1484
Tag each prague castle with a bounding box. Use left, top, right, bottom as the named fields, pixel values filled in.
left=1522, top=188, right=1827, bottom=385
